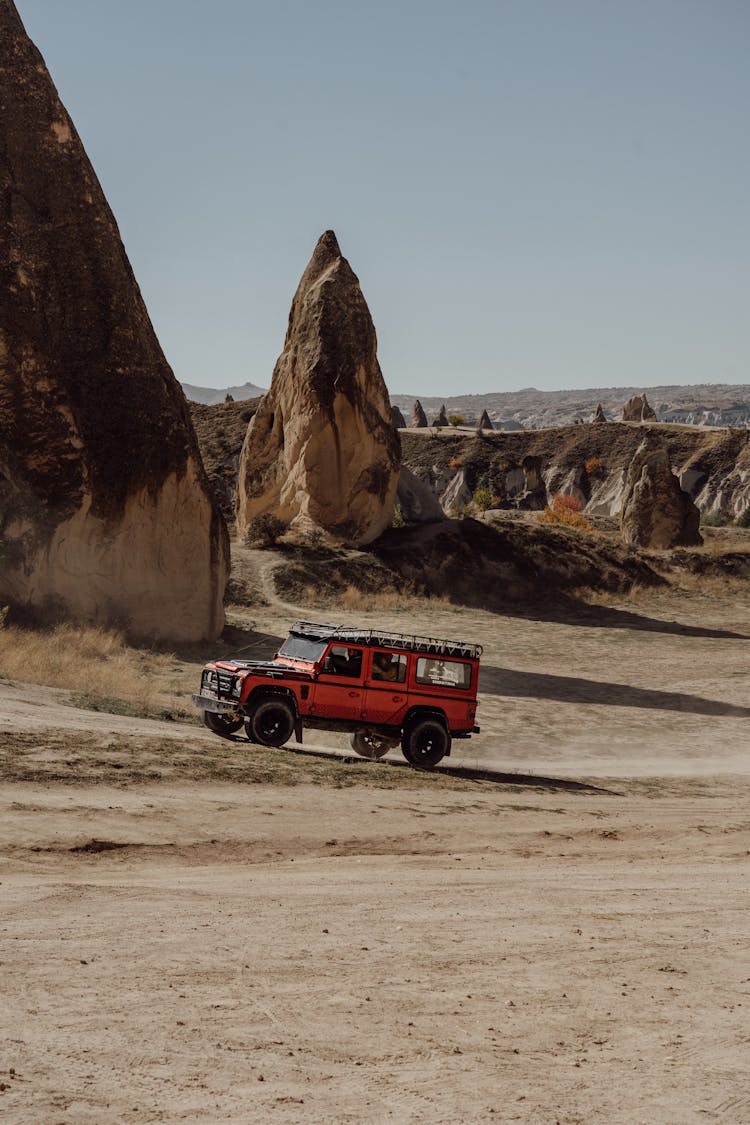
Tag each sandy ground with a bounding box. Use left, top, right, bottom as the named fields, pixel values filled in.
left=1, top=581, right=750, bottom=1123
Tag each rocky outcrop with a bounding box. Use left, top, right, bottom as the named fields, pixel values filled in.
left=478, top=409, right=493, bottom=430
left=620, top=438, right=702, bottom=548
left=622, top=394, right=657, bottom=423
left=410, top=400, right=428, bottom=428
left=432, top=404, right=449, bottom=428
left=440, top=468, right=473, bottom=514
left=396, top=467, right=445, bottom=524
left=0, top=1, right=228, bottom=640
left=391, top=405, right=406, bottom=429
left=593, top=403, right=608, bottom=423
left=235, top=231, right=400, bottom=545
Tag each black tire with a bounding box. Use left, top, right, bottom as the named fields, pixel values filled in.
left=203, top=710, right=243, bottom=738
left=246, top=698, right=295, bottom=748
left=349, top=731, right=398, bottom=760
left=402, top=718, right=450, bottom=769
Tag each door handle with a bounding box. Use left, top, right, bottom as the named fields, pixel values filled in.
left=392, top=695, right=403, bottom=702
left=348, top=691, right=359, bottom=698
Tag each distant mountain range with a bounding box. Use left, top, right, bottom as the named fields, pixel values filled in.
left=182, top=381, right=750, bottom=429
left=182, top=381, right=266, bottom=405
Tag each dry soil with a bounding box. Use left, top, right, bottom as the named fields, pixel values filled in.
left=1, top=575, right=749, bottom=1123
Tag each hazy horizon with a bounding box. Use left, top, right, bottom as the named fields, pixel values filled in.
left=18, top=0, right=750, bottom=396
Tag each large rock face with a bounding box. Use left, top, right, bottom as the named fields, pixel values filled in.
left=236, top=231, right=400, bottom=545
left=621, top=438, right=702, bottom=548
left=0, top=1, right=228, bottom=640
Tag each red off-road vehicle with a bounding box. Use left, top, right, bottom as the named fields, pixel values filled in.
left=193, top=620, right=482, bottom=769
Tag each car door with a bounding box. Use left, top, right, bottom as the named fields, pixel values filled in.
left=313, top=644, right=365, bottom=721
left=363, top=651, right=409, bottom=725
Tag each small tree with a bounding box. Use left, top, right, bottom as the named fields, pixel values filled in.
left=735, top=506, right=750, bottom=528
left=448, top=414, right=465, bottom=428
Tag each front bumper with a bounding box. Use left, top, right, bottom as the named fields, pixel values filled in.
left=192, top=693, right=242, bottom=715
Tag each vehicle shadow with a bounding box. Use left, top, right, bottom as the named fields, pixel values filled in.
left=479, top=664, right=750, bottom=717
left=282, top=745, right=617, bottom=794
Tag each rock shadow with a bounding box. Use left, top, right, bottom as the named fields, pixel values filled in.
left=480, top=664, right=750, bottom=718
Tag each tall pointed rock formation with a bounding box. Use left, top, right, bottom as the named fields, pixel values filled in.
left=0, top=1, right=229, bottom=640
left=478, top=409, right=493, bottom=430
left=236, top=231, right=400, bottom=545
left=410, top=400, right=428, bottom=428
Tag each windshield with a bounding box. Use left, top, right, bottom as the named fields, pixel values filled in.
left=278, top=633, right=328, bottom=663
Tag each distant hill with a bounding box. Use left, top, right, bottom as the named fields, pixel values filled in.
left=182, top=381, right=266, bottom=405
left=389, top=383, right=750, bottom=430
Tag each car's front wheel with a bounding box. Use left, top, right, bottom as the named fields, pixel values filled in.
left=203, top=710, right=244, bottom=738
left=245, top=698, right=295, bottom=748
left=349, top=730, right=398, bottom=760
left=402, top=718, right=450, bottom=769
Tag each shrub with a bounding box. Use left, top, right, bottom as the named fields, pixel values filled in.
left=735, top=506, right=750, bottom=528
left=472, top=486, right=494, bottom=512
left=246, top=513, right=289, bottom=546
left=448, top=414, right=465, bottom=427
left=584, top=456, right=603, bottom=477
left=538, top=492, right=592, bottom=531
left=700, top=509, right=731, bottom=528
left=391, top=503, right=405, bottom=528
left=305, top=527, right=325, bottom=549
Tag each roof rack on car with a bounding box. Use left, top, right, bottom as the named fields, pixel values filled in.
left=289, top=621, right=483, bottom=660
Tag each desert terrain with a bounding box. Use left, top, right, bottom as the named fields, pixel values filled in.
left=1, top=548, right=749, bottom=1124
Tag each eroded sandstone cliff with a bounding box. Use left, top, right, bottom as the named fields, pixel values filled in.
left=235, top=231, right=400, bottom=545
left=0, top=0, right=228, bottom=639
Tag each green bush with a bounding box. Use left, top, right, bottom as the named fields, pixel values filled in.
left=448, top=414, right=465, bottom=427
left=701, top=509, right=732, bottom=528
left=735, top=506, right=750, bottom=528
left=246, top=513, right=289, bottom=547
left=473, top=486, right=494, bottom=512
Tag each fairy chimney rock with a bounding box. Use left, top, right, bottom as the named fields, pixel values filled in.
left=410, top=400, right=428, bottom=428
left=620, top=437, right=702, bottom=549
left=0, top=1, right=228, bottom=640
left=478, top=409, right=493, bottom=430
left=236, top=231, right=400, bottom=545
left=593, top=403, right=608, bottom=423
left=391, top=404, right=406, bottom=429
left=622, top=394, right=657, bottom=423
left=433, top=404, right=449, bottom=428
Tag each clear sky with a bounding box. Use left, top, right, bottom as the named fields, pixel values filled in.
left=17, top=0, right=750, bottom=396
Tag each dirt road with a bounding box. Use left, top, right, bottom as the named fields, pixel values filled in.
left=1, top=584, right=749, bottom=1122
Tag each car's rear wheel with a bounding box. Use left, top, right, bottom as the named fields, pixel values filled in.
left=349, top=730, right=398, bottom=760
left=246, top=698, right=295, bottom=748
left=402, top=718, right=450, bottom=769
left=203, top=710, right=244, bottom=737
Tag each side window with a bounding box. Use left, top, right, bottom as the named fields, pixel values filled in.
left=370, top=651, right=407, bottom=684
left=325, top=645, right=363, bottom=678
left=415, top=657, right=471, bottom=690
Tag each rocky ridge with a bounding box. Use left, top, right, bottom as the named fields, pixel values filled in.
left=399, top=424, right=750, bottom=521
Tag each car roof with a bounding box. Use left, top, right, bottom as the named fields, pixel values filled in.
left=288, top=620, right=482, bottom=661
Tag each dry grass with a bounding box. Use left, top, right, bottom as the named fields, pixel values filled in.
left=0, top=623, right=181, bottom=712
